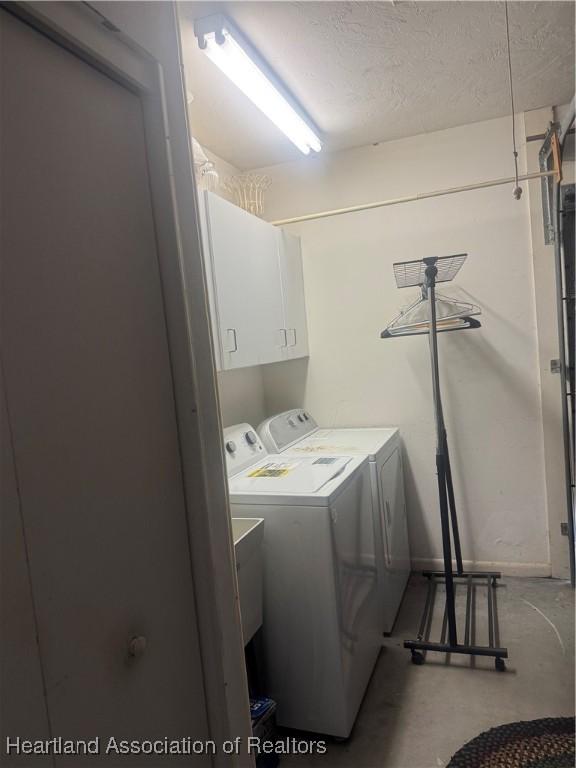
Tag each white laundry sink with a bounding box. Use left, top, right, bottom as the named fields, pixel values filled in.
left=231, top=518, right=264, bottom=645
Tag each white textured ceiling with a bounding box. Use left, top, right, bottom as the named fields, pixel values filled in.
left=180, top=1, right=575, bottom=170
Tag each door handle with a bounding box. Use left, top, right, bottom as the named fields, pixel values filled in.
left=128, top=635, right=147, bottom=660
left=225, top=328, right=237, bottom=353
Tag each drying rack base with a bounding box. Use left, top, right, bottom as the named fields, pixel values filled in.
left=404, top=571, right=508, bottom=672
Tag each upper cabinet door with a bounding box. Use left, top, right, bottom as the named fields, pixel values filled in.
left=246, top=211, right=286, bottom=366
left=203, top=192, right=264, bottom=369
left=203, top=191, right=287, bottom=369
left=278, top=231, right=309, bottom=359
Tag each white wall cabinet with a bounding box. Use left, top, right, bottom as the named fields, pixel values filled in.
left=200, top=190, right=309, bottom=370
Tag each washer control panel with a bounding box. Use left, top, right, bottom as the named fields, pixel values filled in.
left=258, top=409, right=318, bottom=453
left=223, top=423, right=266, bottom=477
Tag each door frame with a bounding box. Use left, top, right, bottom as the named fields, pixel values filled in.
left=0, top=3, right=253, bottom=764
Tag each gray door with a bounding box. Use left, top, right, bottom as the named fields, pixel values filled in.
left=1, top=9, right=210, bottom=764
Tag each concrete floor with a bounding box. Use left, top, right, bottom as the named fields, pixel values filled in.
left=280, top=575, right=574, bottom=768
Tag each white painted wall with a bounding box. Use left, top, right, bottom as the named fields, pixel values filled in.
left=218, top=365, right=267, bottom=429
left=258, top=115, right=550, bottom=575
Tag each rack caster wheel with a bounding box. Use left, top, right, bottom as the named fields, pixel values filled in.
left=411, top=651, right=425, bottom=665
left=495, top=657, right=506, bottom=672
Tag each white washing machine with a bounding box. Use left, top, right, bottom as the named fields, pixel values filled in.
left=258, top=410, right=411, bottom=634
left=224, top=423, right=382, bottom=738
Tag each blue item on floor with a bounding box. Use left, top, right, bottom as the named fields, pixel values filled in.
left=250, top=696, right=275, bottom=725
left=250, top=697, right=279, bottom=767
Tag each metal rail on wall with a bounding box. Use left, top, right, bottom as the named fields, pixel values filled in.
left=270, top=169, right=558, bottom=226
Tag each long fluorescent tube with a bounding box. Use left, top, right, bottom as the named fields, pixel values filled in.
left=196, top=20, right=321, bottom=155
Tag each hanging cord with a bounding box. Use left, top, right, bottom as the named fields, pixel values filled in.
left=505, top=1, right=522, bottom=200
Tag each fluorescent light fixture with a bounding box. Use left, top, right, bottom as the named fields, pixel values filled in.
left=195, top=15, right=321, bottom=155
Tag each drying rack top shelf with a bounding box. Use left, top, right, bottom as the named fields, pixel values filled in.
left=392, top=253, right=468, bottom=288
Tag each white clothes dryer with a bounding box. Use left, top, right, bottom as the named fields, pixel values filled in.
left=258, top=410, right=411, bottom=633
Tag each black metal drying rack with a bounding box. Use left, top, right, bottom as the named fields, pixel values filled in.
left=381, top=254, right=508, bottom=671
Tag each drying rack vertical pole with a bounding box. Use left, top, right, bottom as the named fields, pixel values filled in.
left=425, top=260, right=458, bottom=647
left=435, top=387, right=464, bottom=575
left=441, top=420, right=464, bottom=575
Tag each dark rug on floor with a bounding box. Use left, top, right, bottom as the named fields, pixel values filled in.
left=447, top=717, right=575, bottom=768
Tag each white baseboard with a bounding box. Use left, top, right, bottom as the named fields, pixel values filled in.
left=411, top=558, right=551, bottom=578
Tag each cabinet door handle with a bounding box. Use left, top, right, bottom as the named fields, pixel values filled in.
left=289, top=328, right=297, bottom=347
left=225, top=328, right=237, bottom=352
left=279, top=329, right=288, bottom=348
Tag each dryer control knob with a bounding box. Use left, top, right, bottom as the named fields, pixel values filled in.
left=287, top=417, right=296, bottom=427
left=303, top=413, right=309, bottom=420
left=245, top=431, right=257, bottom=445
left=225, top=440, right=237, bottom=454
left=297, top=414, right=305, bottom=422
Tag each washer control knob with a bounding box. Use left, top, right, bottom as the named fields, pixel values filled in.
left=225, top=440, right=237, bottom=454
left=297, top=414, right=305, bottom=422
left=245, top=431, right=257, bottom=445
left=287, top=417, right=296, bottom=427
